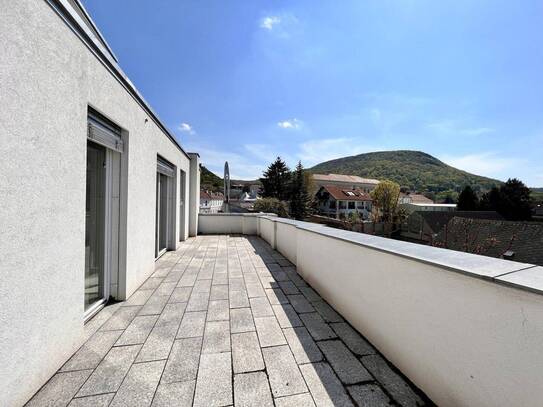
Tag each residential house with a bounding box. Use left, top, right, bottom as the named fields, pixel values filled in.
left=399, top=192, right=457, bottom=213
left=435, top=217, right=543, bottom=266
left=401, top=211, right=503, bottom=244
left=312, top=173, right=380, bottom=193
left=200, top=190, right=224, bottom=213
left=316, top=185, right=373, bottom=219
left=1, top=1, right=200, bottom=404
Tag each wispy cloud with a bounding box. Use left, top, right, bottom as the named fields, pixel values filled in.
left=426, top=120, right=494, bottom=137
left=260, top=16, right=281, bottom=30
left=298, top=138, right=380, bottom=167
left=178, top=122, right=196, bottom=136
left=439, top=152, right=519, bottom=179
left=277, top=118, right=302, bottom=129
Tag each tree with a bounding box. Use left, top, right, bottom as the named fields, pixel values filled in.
left=260, top=157, right=291, bottom=201
left=254, top=198, right=289, bottom=217
left=242, top=184, right=251, bottom=193
left=289, top=161, right=310, bottom=220
left=371, top=180, right=401, bottom=223
left=480, top=178, right=532, bottom=220
left=457, top=185, right=479, bottom=210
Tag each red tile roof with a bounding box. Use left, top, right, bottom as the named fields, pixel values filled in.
left=319, top=185, right=372, bottom=201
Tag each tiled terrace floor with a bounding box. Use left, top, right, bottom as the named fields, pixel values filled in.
left=28, top=235, right=429, bottom=407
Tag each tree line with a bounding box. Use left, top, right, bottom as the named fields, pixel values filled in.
left=255, top=157, right=311, bottom=220
left=456, top=178, right=533, bottom=221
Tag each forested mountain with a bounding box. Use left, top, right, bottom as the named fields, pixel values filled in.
left=309, top=150, right=501, bottom=193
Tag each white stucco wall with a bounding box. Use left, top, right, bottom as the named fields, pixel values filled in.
left=199, top=214, right=543, bottom=407
left=0, top=2, right=195, bottom=405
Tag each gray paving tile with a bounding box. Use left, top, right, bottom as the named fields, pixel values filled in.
left=278, top=281, right=300, bottom=295
left=330, top=323, right=375, bottom=356
left=272, top=304, right=303, bottom=328
left=229, top=277, right=245, bottom=291
left=152, top=380, right=195, bottom=407
left=230, top=307, right=255, bottom=333
left=229, top=289, right=250, bottom=308
left=193, top=279, right=212, bottom=293
left=156, top=302, right=186, bottom=326
left=250, top=296, right=274, bottom=317
left=299, top=286, right=322, bottom=302
left=243, top=272, right=260, bottom=284
left=161, top=337, right=202, bottom=383
left=207, top=299, right=229, bottom=321
left=275, top=393, right=316, bottom=407
left=61, top=330, right=122, bottom=371
left=212, top=272, right=228, bottom=285
left=178, top=272, right=198, bottom=287
left=186, top=291, right=210, bottom=312
left=300, top=312, right=337, bottom=341
left=137, top=323, right=178, bottom=362
left=139, top=294, right=169, bottom=316
left=313, top=301, right=343, bottom=323
left=262, top=345, right=307, bottom=397
left=232, top=332, right=265, bottom=373
left=115, top=315, right=158, bottom=346
left=110, top=360, right=165, bottom=407
left=347, top=383, right=391, bottom=406
left=265, top=288, right=289, bottom=305
left=100, top=306, right=141, bottom=331
left=169, top=287, right=192, bottom=303
left=318, top=340, right=372, bottom=384
left=234, top=371, right=274, bottom=407
left=68, top=394, right=115, bottom=407
left=255, top=316, right=287, bottom=347
left=193, top=352, right=232, bottom=406
left=288, top=294, right=315, bottom=313
left=361, top=354, right=424, bottom=407
left=77, top=345, right=140, bottom=397
left=124, top=289, right=155, bottom=306
left=283, top=327, right=323, bottom=364
left=155, top=282, right=177, bottom=297
left=177, top=311, right=207, bottom=338
left=246, top=283, right=266, bottom=298
left=202, top=320, right=231, bottom=353
left=271, top=270, right=290, bottom=281
left=299, top=362, right=354, bottom=407
left=210, top=284, right=229, bottom=300
left=140, top=278, right=164, bottom=291
left=27, top=370, right=93, bottom=407
left=259, top=275, right=279, bottom=289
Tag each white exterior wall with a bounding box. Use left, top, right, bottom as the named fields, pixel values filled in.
left=199, top=214, right=543, bottom=407
left=0, top=2, right=197, bottom=405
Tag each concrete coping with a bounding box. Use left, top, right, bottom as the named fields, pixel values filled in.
left=203, top=213, right=543, bottom=296
left=200, top=213, right=277, bottom=217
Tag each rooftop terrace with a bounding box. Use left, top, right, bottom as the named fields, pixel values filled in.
left=27, top=235, right=428, bottom=406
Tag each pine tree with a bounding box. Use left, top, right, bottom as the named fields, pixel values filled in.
left=288, top=161, right=310, bottom=220
left=457, top=185, right=479, bottom=210
left=260, top=157, right=291, bottom=201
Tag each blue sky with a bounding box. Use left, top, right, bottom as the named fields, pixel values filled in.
left=84, top=0, right=542, bottom=186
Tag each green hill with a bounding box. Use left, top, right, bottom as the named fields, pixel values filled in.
left=201, top=165, right=223, bottom=191
left=309, top=150, right=502, bottom=193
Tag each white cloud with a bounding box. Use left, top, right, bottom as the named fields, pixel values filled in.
left=277, top=118, right=302, bottom=129
left=426, top=120, right=494, bottom=137
left=298, top=138, right=380, bottom=167
left=439, top=152, right=519, bottom=179
left=178, top=122, right=196, bottom=135
left=260, top=16, right=281, bottom=30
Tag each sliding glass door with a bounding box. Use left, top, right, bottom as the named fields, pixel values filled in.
left=85, top=141, right=106, bottom=311
left=156, top=173, right=169, bottom=257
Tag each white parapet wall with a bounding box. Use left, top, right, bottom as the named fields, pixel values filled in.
left=198, top=213, right=543, bottom=407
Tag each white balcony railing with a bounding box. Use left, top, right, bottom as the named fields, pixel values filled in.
left=199, top=213, right=543, bottom=407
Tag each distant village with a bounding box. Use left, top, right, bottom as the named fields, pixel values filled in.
left=201, top=169, right=543, bottom=266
